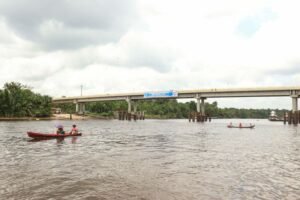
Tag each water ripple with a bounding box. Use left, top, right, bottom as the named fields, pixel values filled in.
left=0, top=119, right=300, bottom=199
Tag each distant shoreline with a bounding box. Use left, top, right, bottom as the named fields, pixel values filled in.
left=0, top=114, right=271, bottom=121
left=0, top=117, right=52, bottom=121
left=0, top=114, right=92, bottom=121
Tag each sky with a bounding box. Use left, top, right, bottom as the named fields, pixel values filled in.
left=0, top=0, right=299, bottom=109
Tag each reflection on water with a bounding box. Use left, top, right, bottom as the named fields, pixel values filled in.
left=0, top=119, right=300, bottom=199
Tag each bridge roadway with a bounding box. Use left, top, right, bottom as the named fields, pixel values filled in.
left=52, top=86, right=300, bottom=114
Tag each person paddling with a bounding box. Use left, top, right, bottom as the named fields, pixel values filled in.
left=70, top=124, right=78, bottom=135
left=56, top=127, right=65, bottom=135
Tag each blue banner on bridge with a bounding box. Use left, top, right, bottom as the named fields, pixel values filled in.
left=144, top=90, right=178, bottom=98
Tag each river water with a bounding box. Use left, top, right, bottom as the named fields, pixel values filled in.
left=0, top=119, right=299, bottom=200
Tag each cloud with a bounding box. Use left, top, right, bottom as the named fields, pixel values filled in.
left=0, top=0, right=138, bottom=50
left=0, top=0, right=300, bottom=109
left=44, top=30, right=179, bottom=73
left=105, top=31, right=178, bottom=72
left=261, top=61, right=300, bottom=86
left=268, top=62, right=300, bottom=76
left=236, top=8, right=277, bottom=37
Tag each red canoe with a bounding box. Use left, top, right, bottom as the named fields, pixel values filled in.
left=27, top=131, right=82, bottom=139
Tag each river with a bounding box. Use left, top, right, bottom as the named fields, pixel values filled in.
left=0, top=119, right=299, bottom=200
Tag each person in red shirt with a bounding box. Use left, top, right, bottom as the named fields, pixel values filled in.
left=70, top=124, right=78, bottom=135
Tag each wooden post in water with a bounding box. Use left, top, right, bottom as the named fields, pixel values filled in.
left=288, top=111, right=292, bottom=124
left=122, top=111, right=126, bottom=120
left=141, top=111, right=144, bottom=120
left=118, top=110, right=144, bottom=122
left=196, top=112, right=200, bottom=122
left=207, top=114, right=211, bottom=122
left=119, top=111, right=122, bottom=120
left=188, top=111, right=212, bottom=123
left=294, top=111, right=298, bottom=125
left=119, top=111, right=124, bottom=120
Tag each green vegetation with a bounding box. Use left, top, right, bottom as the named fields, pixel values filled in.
left=1, top=81, right=287, bottom=119
left=63, top=99, right=288, bottom=119
left=0, top=82, right=52, bottom=117
left=58, top=103, right=76, bottom=114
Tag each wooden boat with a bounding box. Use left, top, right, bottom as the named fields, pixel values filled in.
left=268, top=111, right=284, bottom=121
left=268, top=116, right=284, bottom=121
left=27, top=131, right=82, bottom=139
left=227, top=124, right=255, bottom=129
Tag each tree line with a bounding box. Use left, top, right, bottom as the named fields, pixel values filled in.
left=0, top=82, right=52, bottom=117
left=58, top=99, right=288, bottom=119
left=0, top=82, right=288, bottom=119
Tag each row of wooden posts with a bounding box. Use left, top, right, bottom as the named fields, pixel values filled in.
left=118, top=111, right=213, bottom=122
left=188, top=112, right=211, bottom=122
left=94, top=110, right=300, bottom=125
left=118, top=110, right=212, bottom=122
left=284, top=111, right=300, bottom=125
left=118, top=111, right=145, bottom=121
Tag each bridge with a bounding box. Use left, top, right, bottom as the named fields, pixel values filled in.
left=53, top=86, right=300, bottom=115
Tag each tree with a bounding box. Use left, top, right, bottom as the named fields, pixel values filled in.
left=0, top=82, right=52, bottom=117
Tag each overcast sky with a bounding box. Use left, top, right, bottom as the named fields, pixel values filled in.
left=0, top=0, right=299, bottom=109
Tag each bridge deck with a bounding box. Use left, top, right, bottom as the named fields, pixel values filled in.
left=53, top=86, right=300, bottom=103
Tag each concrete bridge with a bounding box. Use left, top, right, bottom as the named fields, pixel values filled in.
left=52, top=86, right=300, bottom=115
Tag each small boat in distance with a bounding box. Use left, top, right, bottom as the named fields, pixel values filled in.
left=268, top=111, right=284, bottom=121
left=227, top=123, right=255, bottom=129
left=27, top=132, right=82, bottom=139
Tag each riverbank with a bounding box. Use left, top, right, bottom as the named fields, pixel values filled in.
left=52, top=113, right=93, bottom=120
left=0, top=117, right=49, bottom=121
left=0, top=114, right=92, bottom=121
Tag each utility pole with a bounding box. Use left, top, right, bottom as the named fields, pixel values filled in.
left=80, top=85, right=83, bottom=96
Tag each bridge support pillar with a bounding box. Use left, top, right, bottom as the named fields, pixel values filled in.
left=126, top=97, right=132, bottom=113
left=76, top=103, right=85, bottom=115
left=200, top=97, right=206, bottom=115
left=292, top=96, right=298, bottom=113
left=82, top=103, right=85, bottom=115
left=76, top=103, right=79, bottom=113
left=133, top=101, right=138, bottom=113
left=196, top=98, right=201, bottom=112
